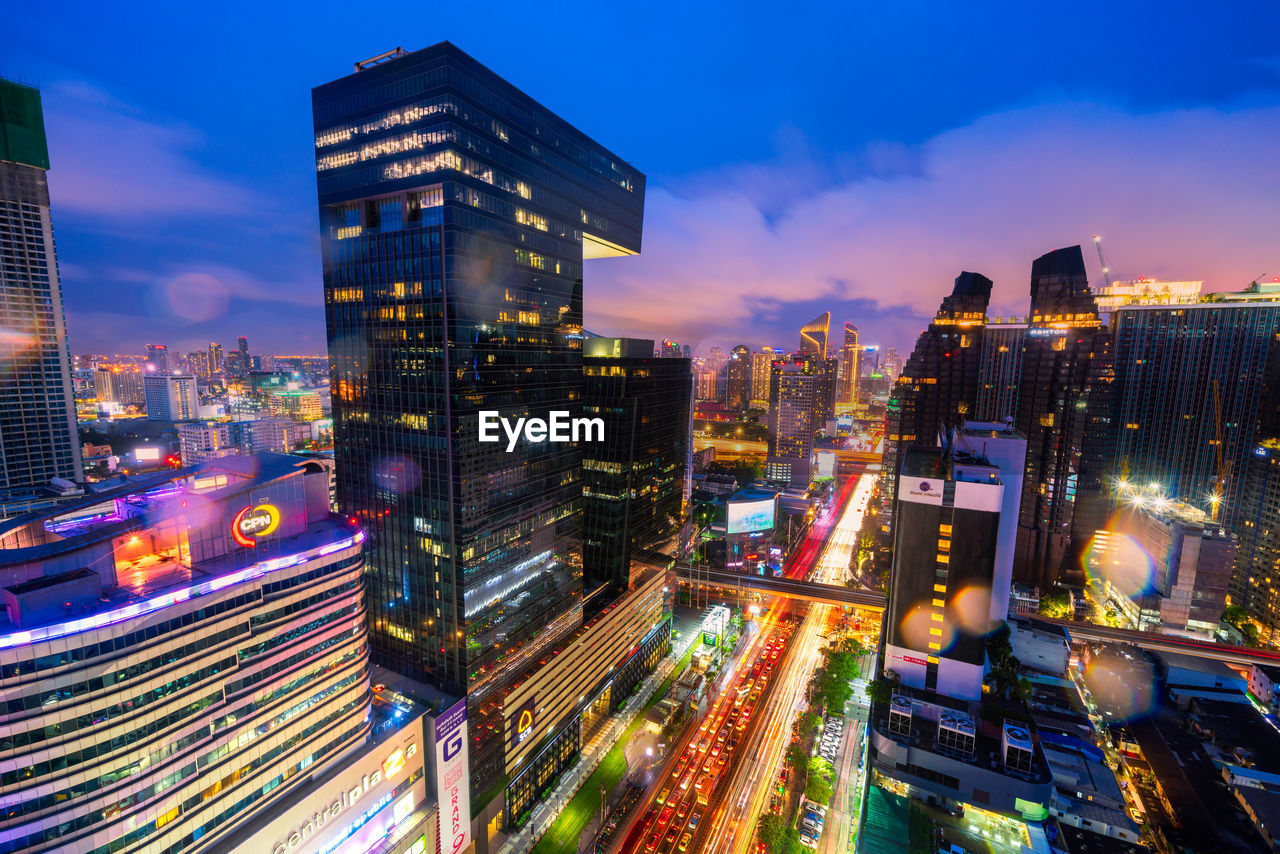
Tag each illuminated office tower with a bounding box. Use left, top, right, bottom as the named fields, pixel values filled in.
left=1009, top=246, right=1109, bottom=589
left=726, top=343, right=751, bottom=410
left=143, top=372, right=200, bottom=421
left=800, top=310, right=830, bottom=356
left=878, top=272, right=991, bottom=547
left=838, top=322, right=859, bottom=405
left=0, top=79, right=83, bottom=495
left=766, top=353, right=833, bottom=487
left=207, top=342, right=224, bottom=378
left=582, top=337, right=691, bottom=600
left=313, top=42, right=645, bottom=812
left=751, top=346, right=777, bottom=407
left=236, top=335, right=250, bottom=376
left=145, top=343, right=170, bottom=374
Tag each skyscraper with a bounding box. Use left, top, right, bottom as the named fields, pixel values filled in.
left=208, top=342, right=225, bottom=379
left=838, top=322, right=859, bottom=406
left=582, top=337, right=691, bottom=601
left=313, top=42, right=645, bottom=812
left=750, top=346, right=777, bottom=406
left=879, top=272, right=991, bottom=547
left=766, top=353, right=832, bottom=487
left=800, top=310, right=830, bottom=356
left=1010, top=246, right=1109, bottom=589
left=0, top=79, right=83, bottom=494
left=237, top=335, right=250, bottom=376
left=726, top=343, right=751, bottom=410
left=143, top=372, right=200, bottom=421
left=145, top=343, right=169, bottom=374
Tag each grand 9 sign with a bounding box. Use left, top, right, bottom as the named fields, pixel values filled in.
left=232, top=503, right=280, bottom=547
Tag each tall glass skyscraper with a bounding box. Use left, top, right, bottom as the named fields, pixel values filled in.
left=0, top=79, right=83, bottom=497
left=312, top=43, right=644, bottom=795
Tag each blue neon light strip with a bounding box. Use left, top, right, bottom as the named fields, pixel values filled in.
left=0, top=530, right=365, bottom=651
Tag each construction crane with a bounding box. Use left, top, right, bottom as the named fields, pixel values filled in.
left=1092, top=234, right=1113, bottom=289
left=1210, top=380, right=1228, bottom=521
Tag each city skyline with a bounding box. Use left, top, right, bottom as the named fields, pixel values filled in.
left=5, top=3, right=1280, bottom=354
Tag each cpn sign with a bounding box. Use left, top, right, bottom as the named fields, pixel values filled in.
left=232, top=503, right=281, bottom=547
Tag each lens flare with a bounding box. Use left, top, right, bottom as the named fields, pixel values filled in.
left=1083, top=653, right=1156, bottom=721
left=900, top=602, right=955, bottom=653
left=950, top=584, right=1000, bottom=636
left=1083, top=532, right=1155, bottom=598
left=374, top=456, right=421, bottom=495
left=155, top=273, right=230, bottom=322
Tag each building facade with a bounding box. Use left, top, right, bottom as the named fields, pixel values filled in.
left=838, top=322, right=859, bottom=407
left=0, top=79, right=83, bottom=493
left=725, top=344, right=751, bottom=410
left=313, top=41, right=645, bottom=806
left=144, top=373, right=200, bottom=422
left=879, top=272, right=991, bottom=548
left=0, top=455, right=369, bottom=854
left=1009, top=246, right=1110, bottom=590
left=766, top=354, right=832, bottom=487
left=582, top=338, right=690, bottom=601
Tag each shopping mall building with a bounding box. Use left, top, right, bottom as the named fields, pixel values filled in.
left=0, top=454, right=438, bottom=854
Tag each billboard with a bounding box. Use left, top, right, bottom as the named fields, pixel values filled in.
left=134, top=446, right=161, bottom=462
left=900, top=477, right=945, bottom=506
left=434, top=698, right=471, bottom=854
left=508, top=695, right=537, bottom=748
left=726, top=498, right=776, bottom=535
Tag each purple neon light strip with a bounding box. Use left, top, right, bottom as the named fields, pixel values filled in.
left=0, top=530, right=365, bottom=651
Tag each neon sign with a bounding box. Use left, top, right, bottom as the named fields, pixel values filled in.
left=233, top=503, right=281, bottom=547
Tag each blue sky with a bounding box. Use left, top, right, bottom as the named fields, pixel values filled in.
left=5, top=0, right=1280, bottom=357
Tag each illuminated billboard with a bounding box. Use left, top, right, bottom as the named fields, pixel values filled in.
left=134, top=446, right=162, bottom=462
left=727, top=498, right=775, bottom=534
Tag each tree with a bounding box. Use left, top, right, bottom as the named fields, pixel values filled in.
left=786, top=743, right=809, bottom=775
left=865, top=677, right=894, bottom=706
left=806, top=756, right=835, bottom=805
left=757, top=815, right=788, bottom=854
left=1038, top=590, right=1072, bottom=619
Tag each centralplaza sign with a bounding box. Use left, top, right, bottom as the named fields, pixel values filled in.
left=270, top=743, right=418, bottom=854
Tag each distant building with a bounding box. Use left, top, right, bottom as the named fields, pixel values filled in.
left=268, top=387, right=323, bottom=422
left=93, top=366, right=145, bottom=408
left=766, top=354, right=833, bottom=487
left=143, top=373, right=199, bottom=421
left=144, top=343, right=169, bottom=374
left=800, top=311, right=830, bottom=356
left=177, top=418, right=297, bottom=464
left=838, top=322, right=859, bottom=406
left=750, top=346, right=777, bottom=407
left=726, top=344, right=751, bottom=410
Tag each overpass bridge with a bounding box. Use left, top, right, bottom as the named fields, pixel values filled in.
left=673, top=564, right=886, bottom=610
left=1037, top=617, right=1280, bottom=668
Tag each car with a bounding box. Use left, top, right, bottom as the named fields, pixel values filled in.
left=689, top=812, right=702, bottom=830
left=677, top=801, right=690, bottom=820
left=659, top=806, right=674, bottom=824
left=799, top=830, right=818, bottom=849
left=665, top=826, right=679, bottom=845
left=804, top=799, right=826, bottom=817
left=679, top=832, right=693, bottom=851
left=679, top=772, right=693, bottom=791
left=696, top=774, right=708, bottom=791
left=658, top=787, right=671, bottom=805
left=640, top=807, right=657, bottom=829
left=711, top=742, right=721, bottom=757
left=645, top=833, right=660, bottom=852
left=703, top=757, right=714, bottom=773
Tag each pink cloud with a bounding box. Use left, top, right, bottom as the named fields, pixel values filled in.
left=586, top=101, right=1280, bottom=350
